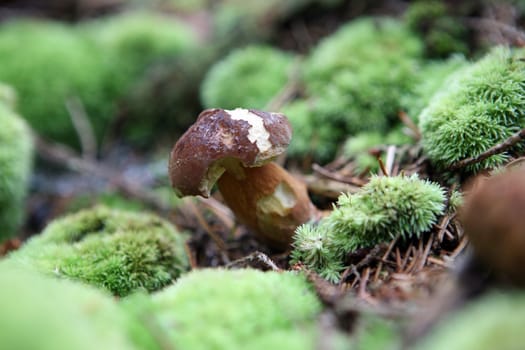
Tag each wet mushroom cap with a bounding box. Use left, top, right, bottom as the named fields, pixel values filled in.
left=169, top=108, right=292, bottom=197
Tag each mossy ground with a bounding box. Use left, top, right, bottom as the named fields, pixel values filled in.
left=1, top=1, right=525, bottom=349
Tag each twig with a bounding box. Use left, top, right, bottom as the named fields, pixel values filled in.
left=465, top=17, right=525, bottom=46
left=385, top=145, right=397, bottom=176
left=265, top=58, right=302, bottom=112
left=398, top=111, right=421, bottom=140
left=449, top=127, right=525, bottom=171
left=184, top=198, right=230, bottom=261
left=65, top=96, right=97, bottom=160
left=196, top=197, right=235, bottom=231
left=377, top=155, right=389, bottom=176
left=34, top=132, right=171, bottom=213
left=373, top=236, right=399, bottom=282
left=312, top=163, right=367, bottom=186
left=358, top=267, right=371, bottom=298
left=303, top=175, right=361, bottom=199
left=415, top=234, right=434, bottom=272
left=226, top=251, right=280, bottom=271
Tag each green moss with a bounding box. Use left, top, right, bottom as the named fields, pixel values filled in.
left=420, top=47, right=525, bottom=174
left=8, top=206, right=189, bottom=297
left=404, top=55, right=467, bottom=122
left=282, top=98, right=351, bottom=162
left=415, top=292, right=525, bottom=350
left=81, top=11, right=199, bottom=144
left=298, top=17, right=423, bottom=161
left=212, top=0, right=341, bottom=43
left=0, top=263, right=140, bottom=350
left=292, top=174, right=445, bottom=282
left=342, top=129, right=413, bottom=175
left=0, top=101, right=33, bottom=241
left=84, top=11, right=196, bottom=90
left=0, top=82, right=16, bottom=109
left=351, top=314, right=401, bottom=350
left=405, top=0, right=469, bottom=58
left=201, top=45, right=295, bottom=109
left=0, top=20, right=110, bottom=147
left=123, top=268, right=325, bottom=350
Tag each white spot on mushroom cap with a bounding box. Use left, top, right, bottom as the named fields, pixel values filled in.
left=226, top=108, right=272, bottom=154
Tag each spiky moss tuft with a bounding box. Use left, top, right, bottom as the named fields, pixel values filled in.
left=201, top=45, right=295, bottom=110
left=0, top=101, right=33, bottom=241
left=405, top=0, right=468, bottom=58
left=122, top=268, right=326, bottom=350
left=0, top=20, right=111, bottom=147
left=292, top=174, right=445, bottom=282
left=420, top=47, right=525, bottom=174
left=414, top=292, right=525, bottom=350
left=298, top=17, right=423, bottom=161
left=0, top=262, right=143, bottom=350
left=8, top=206, right=189, bottom=297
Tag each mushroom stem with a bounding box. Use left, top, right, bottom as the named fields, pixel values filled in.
left=217, top=162, right=319, bottom=249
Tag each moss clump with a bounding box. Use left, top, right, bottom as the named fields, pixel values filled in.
left=291, top=174, right=445, bottom=282
left=281, top=99, right=339, bottom=162
left=343, top=129, right=413, bottom=175
left=81, top=11, right=199, bottom=144
left=201, top=45, right=295, bottom=110
left=0, top=100, right=33, bottom=241
left=404, top=55, right=467, bottom=122
left=420, top=47, right=525, bottom=174
left=405, top=0, right=469, bottom=58
left=0, top=82, right=16, bottom=108
left=415, top=292, right=525, bottom=350
left=9, top=206, right=189, bottom=297
left=84, top=11, right=197, bottom=95
left=0, top=20, right=110, bottom=147
left=295, top=17, right=423, bottom=161
left=123, top=268, right=325, bottom=350
left=0, top=263, right=140, bottom=350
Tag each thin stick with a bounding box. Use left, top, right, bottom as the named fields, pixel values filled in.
left=34, top=132, right=171, bottom=213
left=449, top=127, right=525, bottom=171
left=385, top=145, right=397, bottom=176
left=185, top=199, right=230, bottom=261
left=226, top=251, right=280, bottom=271
left=265, top=58, right=302, bottom=112
left=465, top=17, right=525, bottom=46
left=65, top=96, right=97, bottom=160
left=358, top=267, right=371, bottom=298
left=312, top=163, right=367, bottom=186
left=415, top=234, right=434, bottom=272
left=377, top=155, right=389, bottom=176
left=398, top=111, right=421, bottom=140
left=373, top=236, right=399, bottom=282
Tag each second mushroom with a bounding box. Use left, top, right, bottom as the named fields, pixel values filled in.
left=169, top=108, right=318, bottom=250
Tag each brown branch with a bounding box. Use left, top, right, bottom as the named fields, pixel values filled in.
left=465, top=17, right=525, bottom=46
left=398, top=111, right=421, bottom=140
left=65, top=96, right=97, bottom=161
left=34, top=132, right=171, bottom=213
left=449, top=127, right=525, bottom=171
left=311, top=163, right=366, bottom=186
left=265, top=58, right=302, bottom=112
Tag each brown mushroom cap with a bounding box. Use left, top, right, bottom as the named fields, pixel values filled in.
left=169, top=108, right=292, bottom=197
left=460, top=168, right=525, bottom=285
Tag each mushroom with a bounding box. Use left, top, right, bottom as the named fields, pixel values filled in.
left=169, top=108, right=318, bottom=249
left=460, top=167, right=525, bottom=286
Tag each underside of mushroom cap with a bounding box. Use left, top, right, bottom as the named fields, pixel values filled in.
left=169, top=108, right=292, bottom=197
